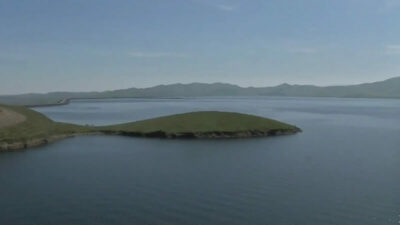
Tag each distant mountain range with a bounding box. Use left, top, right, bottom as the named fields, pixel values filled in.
left=1, top=77, right=400, bottom=106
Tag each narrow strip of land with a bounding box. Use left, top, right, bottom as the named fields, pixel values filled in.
left=0, top=107, right=26, bottom=128
left=26, top=98, right=71, bottom=108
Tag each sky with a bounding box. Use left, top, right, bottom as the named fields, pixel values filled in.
left=1, top=0, right=400, bottom=94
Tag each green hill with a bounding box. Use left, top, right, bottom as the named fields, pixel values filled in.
left=0, top=106, right=301, bottom=151
left=0, top=105, right=92, bottom=150
left=103, top=111, right=301, bottom=138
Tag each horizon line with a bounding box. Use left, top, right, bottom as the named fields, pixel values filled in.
left=1, top=76, right=398, bottom=96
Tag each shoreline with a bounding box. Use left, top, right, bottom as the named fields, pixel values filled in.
left=0, top=128, right=301, bottom=152
left=0, top=132, right=102, bottom=152
left=1, top=107, right=302, bottom=152
left=23, top=95, right=400, bottom=108
left=26, top=97, right=186, bottom=108
left=25, top=98, right=71, bottom=108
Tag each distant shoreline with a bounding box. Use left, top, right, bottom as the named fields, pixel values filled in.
left=25, top=95, right=400, bottom=108
left=26, top=98, right=71, bottom=108
left=0, top=76, right=399, bottom=107
left=26, top=97, right=186, bottom=108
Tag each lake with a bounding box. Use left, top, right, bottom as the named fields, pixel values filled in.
left=1, top=97, right=400, bottom=225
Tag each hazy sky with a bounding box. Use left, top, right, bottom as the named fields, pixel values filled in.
left=1, top=0, right=400, bottom=94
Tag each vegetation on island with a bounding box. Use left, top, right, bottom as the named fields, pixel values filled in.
left=0, top=105, right=93, bottom=150
left=0, top=105, right=301, bottom=151
left=104, top=111, right=300, bottom=138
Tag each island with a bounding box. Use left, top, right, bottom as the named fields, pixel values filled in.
left=0, top=105, right=301, bottom=151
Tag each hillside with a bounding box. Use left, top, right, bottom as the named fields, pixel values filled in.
left=0, top=105, right=93, bottom=150
left=0, top=106, right=301, bottom=151
left=1, top=77, right=399, bottom=106
left=103, top=111, right=301, bottom=138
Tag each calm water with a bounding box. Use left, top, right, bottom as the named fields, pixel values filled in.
left=1, top=97, right=400, bottom=225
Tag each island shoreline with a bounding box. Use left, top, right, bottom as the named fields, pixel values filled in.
left=1, top=106, right=302, bottom=152
left=1, top=128, right=301, bottom=152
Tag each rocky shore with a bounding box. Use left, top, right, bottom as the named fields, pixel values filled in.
left=110, top=128, right=301, bottom=139
left=0, top=134, right=73, bottom=152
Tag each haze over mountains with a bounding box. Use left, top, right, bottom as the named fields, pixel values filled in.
left=1, top=77, right=400, bottom=106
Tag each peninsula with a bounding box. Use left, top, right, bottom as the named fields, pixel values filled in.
left=0, top=105, right=301, bottom=151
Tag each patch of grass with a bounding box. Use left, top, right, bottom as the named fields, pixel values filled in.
left=0, top=105, right=92, bottom=144
left=0, top=106, right=300, bottom=150
left=104, top=111, right=300, bottom=134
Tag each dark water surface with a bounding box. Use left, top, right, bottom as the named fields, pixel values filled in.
left=1, top=97, right=400, bottom=225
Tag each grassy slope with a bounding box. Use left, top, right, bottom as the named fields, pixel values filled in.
left=0, top=105, right=92, bottom=144
left=105, top=111, right=299, bottom=134
left=0, top=106, right=300, bottom=149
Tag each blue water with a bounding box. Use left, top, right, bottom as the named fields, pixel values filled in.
left=1, top=97, right=399, bottom=225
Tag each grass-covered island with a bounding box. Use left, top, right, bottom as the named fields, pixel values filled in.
left=0, top=105, right=301, bottom=151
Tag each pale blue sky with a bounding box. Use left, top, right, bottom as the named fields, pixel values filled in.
left=1, top=0, right=400, bottom=94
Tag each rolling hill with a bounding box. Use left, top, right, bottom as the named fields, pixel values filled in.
left=1, top=77, right=399, bottom=106
left=0, top=105, right=300, bottom=151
